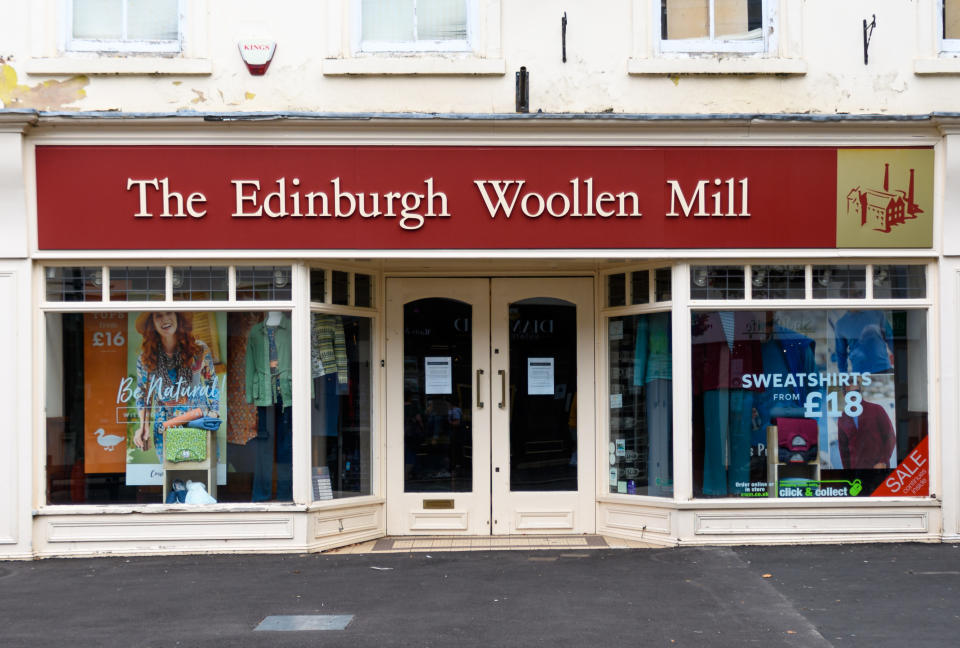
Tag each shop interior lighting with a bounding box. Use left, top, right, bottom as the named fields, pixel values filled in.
left=692, top=267, right=709, bottom=287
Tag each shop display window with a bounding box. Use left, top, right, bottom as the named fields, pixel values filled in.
left=691, top=265, right=745, bottom=300
left=45, top=266, right=102, bottom=302
left=654, top=268, right=672, bottom=302
left=310, top=313, right=374, bottom=500
left=631, top=270, right=650, bottom=305
left=691, top=308, right=928, bottom=499
left=172, top=266, right=228, bottom=301
left=109, top=266, right=165, bottom=301
left=236, top=266, right=292, bottom=301
left=608, top=312, right=673, bottom=497
left=45, top=310, right=295, bottom=505
left=751, top=265, right=806, bottom=300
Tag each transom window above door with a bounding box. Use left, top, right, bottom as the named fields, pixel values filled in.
left=359, top=0, right=472, bottom=52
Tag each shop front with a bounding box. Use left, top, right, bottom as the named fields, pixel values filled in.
left=8, top=119, right=945, bottom=557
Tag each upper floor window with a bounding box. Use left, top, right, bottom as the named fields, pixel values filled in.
left=67, top=0, right=182, bottom=53
left=658, top=0, right=769, bottom=54
left=943, top=0, right=960, bottom=52
left=359, top=0, right=472, bottom=52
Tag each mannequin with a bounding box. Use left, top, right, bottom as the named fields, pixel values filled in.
left=245, top=312, right=292, bottom=501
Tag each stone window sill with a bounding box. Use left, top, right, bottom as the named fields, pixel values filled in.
left=323, top=56, right=506, bottom=76
left=628, top=57, right=807, bottom=76
left=25, top=57, right=213, bottom=76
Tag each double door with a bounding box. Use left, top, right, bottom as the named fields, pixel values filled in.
left=386, top=278, right=594, bottom=535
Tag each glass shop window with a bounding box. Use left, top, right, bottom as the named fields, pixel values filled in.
left=608, top=312, right=673, bottom=497
left=45, top=266, right=102, bottom=302
left=691, top=309, right=929, bottom=499
left=45, top=310, right=296, bottom=505
left=310, top=313, right=374, bottom=500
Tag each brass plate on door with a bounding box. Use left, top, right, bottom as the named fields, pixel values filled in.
left=422, top=499, right=455, bottom=510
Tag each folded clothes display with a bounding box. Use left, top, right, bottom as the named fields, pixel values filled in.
left=187, top=416, right=222, bottom=431
left=165, top=427, right=208, bottom=463
left=161, top=408, right=205, bottom=430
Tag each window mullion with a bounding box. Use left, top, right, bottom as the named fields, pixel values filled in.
left=413, top=0, right=419, bottom=42
left=121, top=0, right=129, bottom=41
left=709, top=0, right=716, bottom=40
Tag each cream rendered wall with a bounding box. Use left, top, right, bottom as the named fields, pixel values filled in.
left=0, top=1, right=956, bottom=114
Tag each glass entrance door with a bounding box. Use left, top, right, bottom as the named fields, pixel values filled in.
left=386, top=277, right=595, bottom=536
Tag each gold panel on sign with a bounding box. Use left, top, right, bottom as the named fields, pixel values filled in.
left=422, top=499, right=455, bottom=510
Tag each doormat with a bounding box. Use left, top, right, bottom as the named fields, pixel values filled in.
left=370, top=535, right=609, bottom=553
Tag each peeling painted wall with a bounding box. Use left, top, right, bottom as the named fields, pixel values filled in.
left=0, top=1, right=957, bottom=114
left=0, top=64, right=88, bottom=110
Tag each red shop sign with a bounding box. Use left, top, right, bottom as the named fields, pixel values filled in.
left=34, top=145, right=933, bottom=250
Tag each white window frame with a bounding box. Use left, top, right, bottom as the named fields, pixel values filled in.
left=941, top=0, right=960, bottom=52
left=354, top=0, right=475, bottom=54
left=63, top=0, right=184, bottom=54
left=655, top=0, right=773, bottom=55
left=324, top=0, right=504, bottom=76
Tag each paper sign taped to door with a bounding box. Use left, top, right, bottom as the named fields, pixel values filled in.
left=527, top=357, right=555, bottom=395
left=425, top=356, right=452, bottom=394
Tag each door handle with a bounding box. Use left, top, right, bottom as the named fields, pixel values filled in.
left=476, top=369, right=484, bottom=409
left=498, top=369, right=507, bottom=409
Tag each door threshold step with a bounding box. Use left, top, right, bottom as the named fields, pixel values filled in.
left=367, top=535, right=610, bottom=553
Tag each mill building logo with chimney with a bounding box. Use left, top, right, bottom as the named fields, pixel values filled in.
left=845, top=163, right=922, bottom=234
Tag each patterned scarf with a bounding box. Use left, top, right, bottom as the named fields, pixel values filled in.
left=155, top=348, right=192, bottom=396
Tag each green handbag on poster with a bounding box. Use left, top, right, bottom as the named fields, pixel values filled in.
left=165, top=427, right=207, bottom=463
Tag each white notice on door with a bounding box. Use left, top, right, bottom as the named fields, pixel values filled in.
left=527, top=357, right=555, bottom=395
left=424, top=356, right=452, bottom=394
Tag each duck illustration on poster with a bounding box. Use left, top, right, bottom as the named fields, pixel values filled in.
left=93, top=428, right=125, bottom=452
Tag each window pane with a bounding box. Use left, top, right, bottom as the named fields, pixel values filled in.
left=236, top=266, right=291, bottom=301
left=609, top=313, right=673, bottom=497
left=45, top=310, right=295, bottom=505
left=172, top=266, right=228, bottom=301
left=691, top=309, right=928, bottom=499
left=403, top=298, right=473, bottom=492
left=813, top=265, right=866, bottom=299
left=45, top=266, right=102, bottom=302
left=715, top=0, right=762, bottom=39
left=655, top=267, right=672, bottom=302
left=690, top=265, right=745, bottom=299
left=873, top=265, right=926, bottom=299
left=311, top=314, right=373, bottom=499
left=751, top=265, right=805, bottom=300
left=332, top=271, right=350, bottom=306
left=631, top=270, right=650, bottom=305
left=362, top=0, right=416, bottom=41
left=607, top=273, right=626, bottom=307
left=109, top=266, right=165, bottom=301
left=354, top=273, right=373, bottom=308
left=310, top=269, right=326, bottom=303
left=127, top=0, right=179, bottom=40
left=418, top=0, right=468, bottom=40
left=662, top=0, right=709, bottom=39
left=947, top=0, right=960, bottom=39
left=73, top=0, right=123, bottom=39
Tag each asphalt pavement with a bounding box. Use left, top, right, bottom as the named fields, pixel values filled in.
left=1, top=542, right=958, bottom=647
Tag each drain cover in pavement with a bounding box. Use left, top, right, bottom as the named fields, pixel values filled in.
left=255, top=615, right=353, bottom=631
